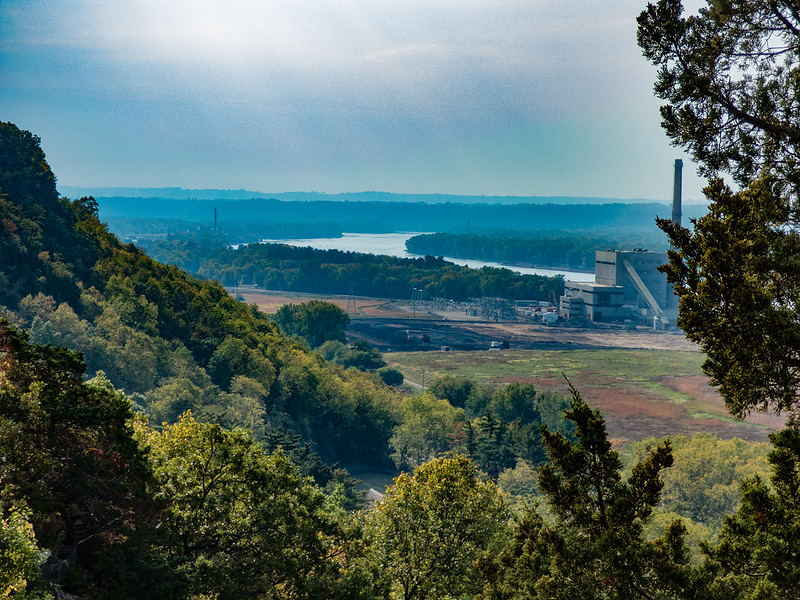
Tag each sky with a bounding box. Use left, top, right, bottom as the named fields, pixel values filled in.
left=1, top=0, right=708, bottom=202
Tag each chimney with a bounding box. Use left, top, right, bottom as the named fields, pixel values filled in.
left=672, top=159, right=683, bottom=226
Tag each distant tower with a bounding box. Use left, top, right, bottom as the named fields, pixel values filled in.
left=214, top=207, right=218, bottom=232
left=672, top=159, right=683, bottom=226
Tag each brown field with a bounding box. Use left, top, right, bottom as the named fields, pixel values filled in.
left=234, top=286, right=415, bottom=318
left=385, top=349, right=786, bottom=444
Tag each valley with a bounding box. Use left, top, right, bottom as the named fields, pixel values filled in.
left=234, top=285, right=786, bottom=444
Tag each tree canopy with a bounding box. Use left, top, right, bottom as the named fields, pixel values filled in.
left=637, top=0, right=800, bottom=192
left=365, top=455, right=509, bottom=600
left=490, top=384, right=698, bottom=600
left=638, top=2, right=800, bottom=414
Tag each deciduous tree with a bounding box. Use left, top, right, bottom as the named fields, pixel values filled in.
left=365, top=455, right=509, bottom=600
left=145, top=413, right=354, bottom=600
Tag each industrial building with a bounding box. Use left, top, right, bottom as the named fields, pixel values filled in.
left=559, top=249, right=678, bottom=327
left=558, top=160, right=683, bottom=329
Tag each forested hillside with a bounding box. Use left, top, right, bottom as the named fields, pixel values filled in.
left=0, top=123, right=396, bottom=468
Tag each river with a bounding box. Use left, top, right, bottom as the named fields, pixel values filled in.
left=258, top=232, right=595, bottom=282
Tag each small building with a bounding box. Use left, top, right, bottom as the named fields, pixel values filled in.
left=542, top=311, right=559, bottom=326
left=560, top=282, right=626, bottom=322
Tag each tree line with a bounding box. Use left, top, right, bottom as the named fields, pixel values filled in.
left=405, top=232, right=669, bottom=271
left=142, top=234, right=566, bottom=302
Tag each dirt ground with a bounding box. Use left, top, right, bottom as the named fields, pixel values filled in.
left=234, top=285, right=696, bottom=352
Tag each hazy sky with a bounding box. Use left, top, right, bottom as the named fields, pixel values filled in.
left=1, top=0, right=708, bottom=201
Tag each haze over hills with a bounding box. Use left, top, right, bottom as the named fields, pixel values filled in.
left=86, top=193, right=708, bottom=238
left=59, top=186, right=706, bottom=206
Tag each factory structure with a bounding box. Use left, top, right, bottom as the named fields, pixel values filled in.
left=558, top=160, right=683, bottom=329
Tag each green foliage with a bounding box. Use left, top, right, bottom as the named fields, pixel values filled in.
left=468, top=413, right=517, bottom=481
left=637, top=0, right=800, bottom=190
left=625, top=434, right=771, bottom=528
left=0, top=123, right=95, bottom=310
left=207, top=334, right=276, bottom=390
left=489, top=384, right=698, bottom=599
left=145, top=413, right=356, bottom=600
left=406, top=231, right=663, bottom=271
left=703, top=422, right=800, bottom=599
left=275, top=300, right=350, bottom=348
left=365, top=455, right=509, bottom=600
left=658, top=177, right=800, bottom=415
left=0, top=320, right=158, bottom=595
left=389, top=392, right=464, bottom=471
left=432, top=379, right=572, bottom=482
left=0, top=123, right=402, bottom=471
left=0, top=510, right=48, bottom=598
left=427, top=375, right=475, bottom=409
left=319, top=339, right=387, bottom=371
left=146, top=237, right=565, bottom=303
left=639, top=2, right=800, bottom=415
left=377, top=366, right=403, bottom=386
left=261, top=426, right=365, bottom=511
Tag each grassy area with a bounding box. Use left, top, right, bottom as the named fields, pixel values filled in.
left=387, top=348, right=705, bottom=390
left=386, top=348, right=782, bottom=443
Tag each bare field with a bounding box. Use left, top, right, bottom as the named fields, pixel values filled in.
left=234, top=286, right=415, bottom=318
left=385, top=349, right=786, bottom=444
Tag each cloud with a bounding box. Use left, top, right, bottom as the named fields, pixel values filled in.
left=0, top=0, right=708, bottom=198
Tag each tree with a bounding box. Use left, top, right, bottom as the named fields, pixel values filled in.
left=0, top=510, right=47, bottom=598
left=657, top=176, right=800, bottom=415
left=319, top=339, right=387, bottom=371
left=365, top=455, right=509, bottom=600
left=275, top=300, right=350, bottom=348
left=471, top=412, right=517, bottom=481
left=704, top=422, right=800, bottom=599
left=207, top=334, right=276, bottom=391
left=0, top=320, right=159, bottom=595
left=144, top=413, right=354, bottom=600
left=627, top=433, right=771, bottom=527
left=428, top=375, right=474, bottom=409
left=490, top=384, right=698, bottom=600
left=638, top=1, right=800, bottom=415
left=388, top=392, right=463, bottom=471
left=637, top=0, right=800, bottom=192
left=378, top=366, right=404, bottom=387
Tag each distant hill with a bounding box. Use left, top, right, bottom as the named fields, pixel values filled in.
left=59, top=186, right=696, bottom=205
left=88, top=195, right=708, bottom=237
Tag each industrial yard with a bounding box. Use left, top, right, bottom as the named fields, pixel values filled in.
left=234, top=285, right=693, bottom=353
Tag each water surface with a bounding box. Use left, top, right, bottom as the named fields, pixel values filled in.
left=260, top=232, right=595, bottom=282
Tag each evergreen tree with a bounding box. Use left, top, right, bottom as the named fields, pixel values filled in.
left=704, top=421, right=800, bottom=599
left=488, top=384, right=699, bottom=599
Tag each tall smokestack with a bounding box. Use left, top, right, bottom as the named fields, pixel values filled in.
left=672, top=159, right=683, bottom=225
